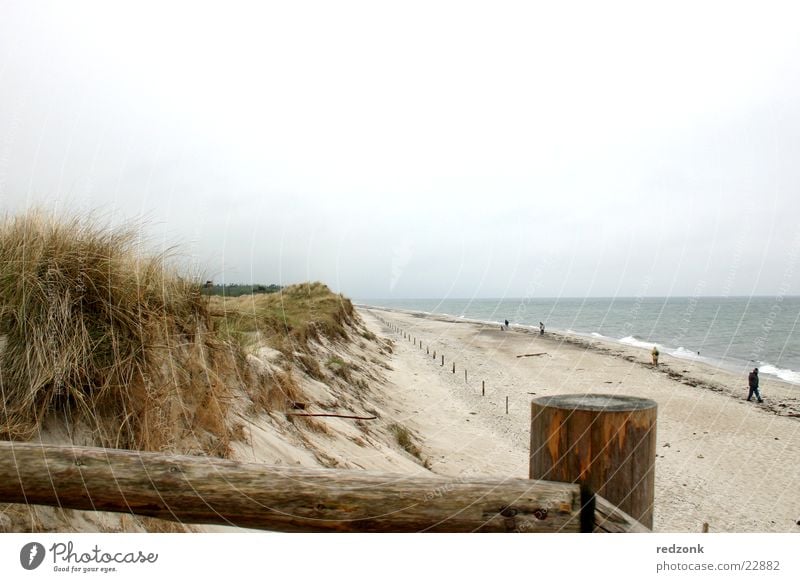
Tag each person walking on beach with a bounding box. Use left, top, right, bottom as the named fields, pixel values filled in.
left=747, top=368, right=763, bottom=403
left=504, top=319, right=509, bottom=330
left=651, top=346, right=659, bottom=366
left=539, top=322, right=544, bottom=335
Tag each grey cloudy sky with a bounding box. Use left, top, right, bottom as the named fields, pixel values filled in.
left=2, top=1, right=800, bottom=299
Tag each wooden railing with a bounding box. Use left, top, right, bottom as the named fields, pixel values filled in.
left=0, top=441, right=646, bottom=532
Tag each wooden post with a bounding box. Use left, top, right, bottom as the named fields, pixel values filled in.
left=506, top=396, right=509, bottom=414
left=452, top=362, right=456, bottom=374
left=465, top=369, right=468, bottom=382
left=482, top=380, right=485, bottom=396
left=433, top=350, right=436, bottom=360
left=441, top=355, right=444, bottom=366
left=529, top=394, right=657, bottom=530
left=427, top=347, right=429, bottom=354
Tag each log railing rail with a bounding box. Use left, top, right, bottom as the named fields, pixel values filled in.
left=0, top=441, right=645, bottom=532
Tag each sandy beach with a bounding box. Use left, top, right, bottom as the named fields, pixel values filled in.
left=358, top=306, right=800, bottom=533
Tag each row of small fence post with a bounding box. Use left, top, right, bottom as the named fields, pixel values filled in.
left=373, top=313, right=657, bottom=530
left=376, top=316, right=509, bottom=414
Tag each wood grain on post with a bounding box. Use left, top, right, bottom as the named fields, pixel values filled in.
left=529, top=394, right=657, bottom=529
left=0, top=442, right=584, bottom=533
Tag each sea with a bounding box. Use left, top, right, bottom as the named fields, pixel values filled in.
left=360, top=297, right=800, bottom=386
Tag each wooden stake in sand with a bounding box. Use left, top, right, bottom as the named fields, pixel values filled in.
left=529, top=394, right=657, bottom=529
left=465, top=369, right=468, bottom=382
left=482, top=380, right=485, bottom=396
left=506, top=396, right=509, bottom=414
left=452, top=362, right=456, bottom=374
left=441, top=355, right=444, bottom=366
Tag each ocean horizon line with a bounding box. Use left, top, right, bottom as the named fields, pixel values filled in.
left=356, top=294, right=800, bottom=301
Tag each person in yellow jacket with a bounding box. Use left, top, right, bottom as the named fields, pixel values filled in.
left=651, top=346, right=659, bottom=366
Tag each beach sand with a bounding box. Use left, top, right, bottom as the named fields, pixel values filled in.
left=359, top=306, right=800, bottom=533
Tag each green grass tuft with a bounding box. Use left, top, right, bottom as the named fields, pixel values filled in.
left=389, top=422, right=424, bottom=462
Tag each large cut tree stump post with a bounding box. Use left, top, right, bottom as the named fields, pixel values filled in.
left=529, top=394, right=657, bottom=529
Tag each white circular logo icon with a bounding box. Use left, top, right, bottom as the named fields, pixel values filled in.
left=20, top=542, right=46, bottom=570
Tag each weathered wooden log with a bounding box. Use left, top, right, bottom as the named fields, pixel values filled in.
left=593, top=494, right=650, bottom=533
left=529, top=394, right=657, bottom=529
left=0, top=442, right=584, bottom=532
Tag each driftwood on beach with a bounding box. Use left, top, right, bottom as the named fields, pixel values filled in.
left=0, top=441, right=646, bottom=533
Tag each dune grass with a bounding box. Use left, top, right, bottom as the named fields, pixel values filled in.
left=210, top=281, right=356, bottom=358
left=0, top=211, right=237, bottom=453
left=388, top=423, right=423, bottom=461
left=0, top=210, right=361, bottom=457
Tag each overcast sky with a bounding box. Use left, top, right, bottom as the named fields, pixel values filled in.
left=1, top=1, right=799, bottom=299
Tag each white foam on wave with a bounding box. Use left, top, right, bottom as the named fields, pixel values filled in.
left=757, top=363, right=800, bottom=385
left=619, top=335, right=657, bottom=350
left=670, top=346, right=704, bottom=360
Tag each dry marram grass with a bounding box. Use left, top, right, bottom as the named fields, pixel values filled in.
left=0, top=211, right=240, bottom=454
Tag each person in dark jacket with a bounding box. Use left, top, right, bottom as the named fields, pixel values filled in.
left=747, top=368, right=763, bottom=403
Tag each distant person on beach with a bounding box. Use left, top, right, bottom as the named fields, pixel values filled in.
left=505, top=319, right=509, bottom=330
left=747, top=368, right=763, bottom=403
left=651, top=346, right=659, bottom=366
left=539, top=322, right=544, bottom=335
